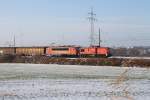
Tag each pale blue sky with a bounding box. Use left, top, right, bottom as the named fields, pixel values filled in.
left=0, top=0, right=150, bottom=47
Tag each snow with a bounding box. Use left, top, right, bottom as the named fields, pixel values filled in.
left=0, top=64, right=149, bottom=100
left=110, top=56, right=150, bottom=59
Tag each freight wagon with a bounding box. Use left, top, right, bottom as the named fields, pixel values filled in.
left=0, top=47, right=15, bottom=55
left=16, top=47, right=46, bottom=56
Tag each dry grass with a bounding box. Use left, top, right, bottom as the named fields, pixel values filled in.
left=109, top=68, right=134, bottom=100
left=112, top=69, right=129, bottom=85
left=0, top=55, right=150, bottom=67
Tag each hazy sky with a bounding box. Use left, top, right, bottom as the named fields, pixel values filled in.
left=0, top=0, right=150, bottom=47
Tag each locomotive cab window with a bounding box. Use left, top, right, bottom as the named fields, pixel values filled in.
left=80, top=49, right=84, bottom=52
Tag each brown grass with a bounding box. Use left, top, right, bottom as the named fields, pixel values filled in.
left=109, top=68, right=134, bottom=100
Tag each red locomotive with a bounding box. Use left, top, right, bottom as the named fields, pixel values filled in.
left=80, top=47, right=110, bottom=57
left=46, top=46, right=79, bottom=57
left=45, top=46, right=110, bottom=57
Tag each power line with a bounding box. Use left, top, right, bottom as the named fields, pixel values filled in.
left=99, top=28, right=101, bottom=47
left=88, top=7, right=97, bottom=46
left=13, top=35, right=16, bottom=47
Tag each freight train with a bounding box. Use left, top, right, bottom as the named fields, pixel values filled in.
left=0, top=46, right=111, bottom=57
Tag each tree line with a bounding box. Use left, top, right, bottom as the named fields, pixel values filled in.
left=110, top=46, right=150, bottom=57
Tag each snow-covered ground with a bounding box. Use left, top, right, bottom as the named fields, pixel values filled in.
left=110, top=56, right=150, bottom=59
left=0, top=64, right=149, bottom=100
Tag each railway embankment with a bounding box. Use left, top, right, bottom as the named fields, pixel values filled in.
left=0, top=55, right=150, bottom=67
left=48, top=58, right=150, bottom=67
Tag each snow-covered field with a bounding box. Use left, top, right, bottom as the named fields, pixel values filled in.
left=0, top=64, right=149, bottom=100
left=110, top=56, right=150, bottom=59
